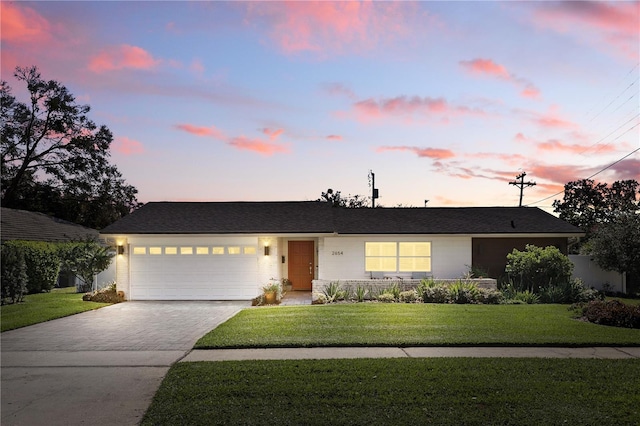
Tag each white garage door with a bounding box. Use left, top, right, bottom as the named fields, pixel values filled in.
left=129, top=244, right=258, bottom=300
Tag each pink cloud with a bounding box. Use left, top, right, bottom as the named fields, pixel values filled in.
left=323, top=82, right=357, bottom=100
left=530, top=110, right=576, bottom=129
left=174, top=124, right=226, bottom=140
left=532, top=1, right=640, bottom=60
left=351, top=96, right=482, bottom=123
left=246, top=1, right=419, bottom=57
left=113, top=136, right=144, bottom=156
left=521, top=85, right=541, bottom=99
left=175, top=122, right=288, bottom=156
left=0, top=2, right=51, bottom=43
left=326, top=135, right=342, bottom=141
left=229, top=136, right=289, bottom=156
left=537, top=139, right=616, bottom=155
left=608, top=158, right=640, bottom=181
left=460, top=58, right=541, bottom=99
left=460, top=58, right=509, bottom=79
left=376, top=146, right=455, bottom=160
left=262, top=128, right=284, bottom=141
left=88, top=44, right=160, bottom=73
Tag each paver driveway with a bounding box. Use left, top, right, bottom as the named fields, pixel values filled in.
left=1, top=301, right=248, bottom=426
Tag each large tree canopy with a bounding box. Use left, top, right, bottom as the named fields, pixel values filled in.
left=1, top=66, right=140, bottom=229
left=552, top=179, right=639, bottom=236
left=591, top=212, right=640, bottom=279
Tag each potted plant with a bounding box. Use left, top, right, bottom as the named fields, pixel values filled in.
left=281, top=278, right=292, bottom=292
left=262, top=281, right=281, bottom=304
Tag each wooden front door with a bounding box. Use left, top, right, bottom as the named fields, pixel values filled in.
left=288, top=241, right=314, bottom=290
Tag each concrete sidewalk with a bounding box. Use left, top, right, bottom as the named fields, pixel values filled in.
left=182, top=346, right=640, bottom=362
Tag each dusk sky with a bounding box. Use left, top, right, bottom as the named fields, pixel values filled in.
left=2, top=1, right=639, bottom=211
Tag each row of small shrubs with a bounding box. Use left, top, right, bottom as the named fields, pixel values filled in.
left=314, top=276, right=600, bottom=306
left=575, top=300, right=640, bottom=329
left=313, top=280, right=503, bottom=305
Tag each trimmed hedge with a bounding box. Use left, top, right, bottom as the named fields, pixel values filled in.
left=1, top=241, right=61, bottom=296
left=1, top=243, right=29, bottom=304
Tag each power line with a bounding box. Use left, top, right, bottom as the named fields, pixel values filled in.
left=527, top=144, right=640, bottom=207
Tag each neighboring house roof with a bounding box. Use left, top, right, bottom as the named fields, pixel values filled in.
left=1, top=207, right=99, bottom=243
left=100, top=201, right=582, bottom=236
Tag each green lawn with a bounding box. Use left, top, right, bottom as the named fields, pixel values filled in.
left=143, top=358, right=640, bottom=425
left=196, top=303, right=640, bottom=348
left=1, top=287, right=111, bottom=332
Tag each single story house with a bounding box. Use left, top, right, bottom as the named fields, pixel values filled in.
left=0, top=207, right=116, bottom=289
left=99, top=201, right=583, bottom=301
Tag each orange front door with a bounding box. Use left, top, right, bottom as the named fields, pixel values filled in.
left=288, top=241, right=314, bottom=290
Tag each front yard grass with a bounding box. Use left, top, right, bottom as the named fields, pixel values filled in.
left=143, top=358, right=640, bottom=425
left=196, top=303, right=640, bottom=348
left=1, top=287, right=111, bottom=332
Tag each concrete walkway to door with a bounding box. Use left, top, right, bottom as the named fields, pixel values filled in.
left=1, top=301, right=248, bottom=426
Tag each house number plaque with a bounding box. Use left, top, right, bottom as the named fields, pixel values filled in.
left=331, top=251, right=344, bottom=256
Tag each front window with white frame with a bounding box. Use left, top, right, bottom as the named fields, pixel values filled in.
left=365, top=242, right=431, bottom=272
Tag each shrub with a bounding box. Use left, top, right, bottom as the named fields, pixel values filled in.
left=354, top=284, right=368, bottom=302
left=580, top=300, right=640, bottom=329
left=539, top=279, right=602, bottom=304
left=387, top=282, right=401, bottom=300
left=323, top=281, right=342, bottom=303
left=477, top=288, right=503, bottom=305
left=512, top=290, right=540, bottom=304
left=422, top=284, right=450, bottom=304
left=312, top=292, right=327, bottom=305
left=376, top=293, right=396, bottom=303
left=3, top=241, right=61, bottom=294
left=448, top=281, right=481, bottom=304
left=399, top=290, right=418, bottom=303
left=82, top=282, right=124, bottom=303
left=505, top=245, right=573, bottom=294
left=1, top=243, right=29, bottom=304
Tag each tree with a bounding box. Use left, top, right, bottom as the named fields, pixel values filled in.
left=1, top=66, right=140, bottom=229
left=60, top=238, right=114, bottom=293
left=591, top=212, right=640, bottom=279
left=552, top=179, right=639, bottom=236
left=318, top=188, right=369, bottom=208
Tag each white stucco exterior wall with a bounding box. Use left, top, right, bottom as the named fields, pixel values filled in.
left=319, top=235, right=472, bottom=280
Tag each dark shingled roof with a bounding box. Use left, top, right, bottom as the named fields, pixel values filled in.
left=100, top=201, right=336, bottom=234
left=100, top=201, right=582, bottom=235
left=1, top=208, right=99, bottom=242
left=333, top=206, right=582, bottom=234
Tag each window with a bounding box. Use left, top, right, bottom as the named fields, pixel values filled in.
left=212, top=247, right=224, bottom=255
left=180, top=247, right=193, bottom=255
left=196, top=247, right=209, bottom=255
left=365, top=242, right=397, bottom=272
left=365, top=242, right=431, bottom=272
left=165, top=247, right=177, bottom=255
left=399, top=242, right=431, bottom=272
left=228, top=246, right=241, bottom=255
left=243, top=246, right=256, bottom=255
left=149, top=247, right=162, bottom=255
left=132, top=247, right=146, bottom=255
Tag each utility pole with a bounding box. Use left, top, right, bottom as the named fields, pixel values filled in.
left=369, top=170, right=379, bottom=208
left=509, top=171, right=536, bottom=207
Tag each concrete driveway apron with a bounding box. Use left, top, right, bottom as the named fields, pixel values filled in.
left=1, top=301, right=248, bottom=426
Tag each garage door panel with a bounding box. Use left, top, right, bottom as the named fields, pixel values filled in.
left=129, top=246, right=259, bottom=300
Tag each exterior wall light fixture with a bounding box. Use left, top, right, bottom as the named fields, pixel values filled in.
left=117, top=245, right=125, bottom=255
left=264, top=246, right=270, bottom=256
